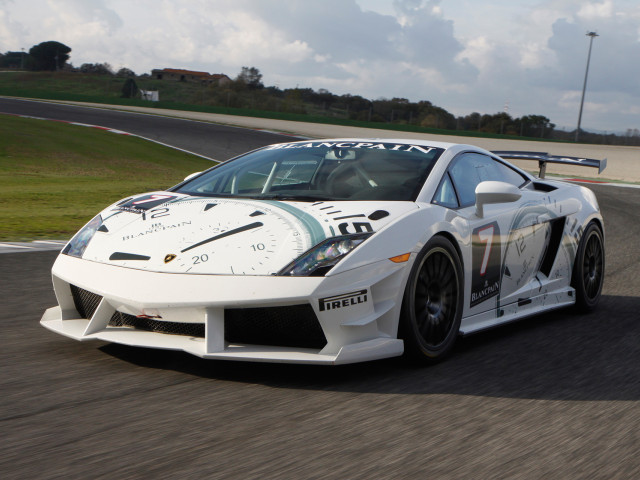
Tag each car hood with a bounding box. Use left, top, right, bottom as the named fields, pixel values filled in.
left=76, top=192, right=418, bottom=275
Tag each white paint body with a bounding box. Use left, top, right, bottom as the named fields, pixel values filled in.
left=41, top=139, right=604, bottom=364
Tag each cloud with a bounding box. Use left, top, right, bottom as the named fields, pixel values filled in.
left=392, top=0, right=476, bottom=79
left=577, top=0, right=613, bottom=20
left=45, top=0, right=123, bottom=32
left=0, top=0, right=638, bottom=131
left=445, top=0, right=640, bottom=130
left=157, top=0, right=477, bottom=98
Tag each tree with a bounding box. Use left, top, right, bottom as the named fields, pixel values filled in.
left=116, top=67, right=136, bottom=77
left=121, top=78, right=138, bottom=98
left=236, top=66, right=263, bottom=89
left=79, top=62, right=113, bottom=75
left=518, top=114, right=555, bottom=138
left=0, top=51, right=28, bottom=69
left=28, top=41, right=71, bottom=71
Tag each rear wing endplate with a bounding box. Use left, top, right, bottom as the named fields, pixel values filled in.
left=492, top=151, right=607, bottom=179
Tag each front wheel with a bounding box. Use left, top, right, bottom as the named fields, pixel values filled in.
left=572, top=222, right=605, bottom=312
left=399, top=236, right=464, bottom=363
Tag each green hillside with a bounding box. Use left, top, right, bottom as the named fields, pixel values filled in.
left=0, top=114, right=214, bottom=240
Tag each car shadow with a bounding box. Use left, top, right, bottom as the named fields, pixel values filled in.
left=100, top=294, right=640, bottom=401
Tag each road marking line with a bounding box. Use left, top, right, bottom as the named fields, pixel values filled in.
left=0, top=243, right=33, bottom=249
left=0, top=111, right=218, bottom=162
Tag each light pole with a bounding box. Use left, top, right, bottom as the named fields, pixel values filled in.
left=575, top=31, right=599, bottom=142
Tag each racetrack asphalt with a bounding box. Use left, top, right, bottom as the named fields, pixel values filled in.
left=0, top=97, right=301, bottom=161
left=4, top=96, right=640, bottom=182
left=1, top=99, right=640, bottom=479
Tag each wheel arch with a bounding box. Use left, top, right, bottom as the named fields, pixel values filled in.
left=431, top=230, right=465, bottom=274
left=589, top=216, right=604, bottom=238
left=398, top=230, right=466, bottom=362
left=571, top=217, right=605, bottom=312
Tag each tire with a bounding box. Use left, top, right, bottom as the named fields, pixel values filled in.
left=399, top=235, right=464, bottom=363
left=572, top=222, right=605, bottom=312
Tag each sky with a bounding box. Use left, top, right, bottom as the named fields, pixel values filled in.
left=1, top=0, right=639, bottom=133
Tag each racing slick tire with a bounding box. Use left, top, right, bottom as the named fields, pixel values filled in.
left=572, top=221, right=605, bottom=313
left=399, top=235, right=464, bottom=363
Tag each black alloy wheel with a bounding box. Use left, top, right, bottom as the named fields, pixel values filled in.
left=572, top=222, right=605, bottom=312
left=399, top=235, right=464, bottom=362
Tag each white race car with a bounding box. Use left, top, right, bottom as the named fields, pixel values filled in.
left=41, top=138, right=606, bottom=364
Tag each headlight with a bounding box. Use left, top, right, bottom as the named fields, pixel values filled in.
left=62, top=215, right=103, bottom=258
left=278, top=233, right=372, bottom=276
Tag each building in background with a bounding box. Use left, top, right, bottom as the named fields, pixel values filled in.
left=151, top=68, right=231, bottom=86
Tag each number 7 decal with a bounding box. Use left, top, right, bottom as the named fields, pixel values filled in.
left=471, top=221, right=501, bottom=307
left=477, top=224, right=495, bottom=276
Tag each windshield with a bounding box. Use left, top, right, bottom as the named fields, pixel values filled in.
left=173, top=141, right=444, bottom=201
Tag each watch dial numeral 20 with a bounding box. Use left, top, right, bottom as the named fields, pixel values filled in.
left=192, top=254, right=209, bottom=264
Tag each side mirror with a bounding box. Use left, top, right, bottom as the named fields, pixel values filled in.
left=183, top=171, right=202, bottom=182
left=475, top=181, right=521, bottom=218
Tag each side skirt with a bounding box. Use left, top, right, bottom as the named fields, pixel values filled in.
left=459, top=287, right=575, bottom=335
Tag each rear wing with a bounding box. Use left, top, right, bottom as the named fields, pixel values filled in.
left=492, top=151, right=607, bottom=179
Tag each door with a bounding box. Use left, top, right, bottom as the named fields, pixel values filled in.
left=441, top=152, right=552, bottom=317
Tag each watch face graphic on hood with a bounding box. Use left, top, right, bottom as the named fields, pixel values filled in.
left=76, top=194, right=417, bottom=275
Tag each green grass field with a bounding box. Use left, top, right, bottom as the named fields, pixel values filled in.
left=0, top=114, right=215, bottom=240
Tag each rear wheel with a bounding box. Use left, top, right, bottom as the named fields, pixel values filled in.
left=399, top=236, right=464, bottom=363
left=572, top=222, right=605, bottom=312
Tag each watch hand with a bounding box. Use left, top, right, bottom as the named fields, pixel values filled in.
left=181, top=221, right=263, bottom=253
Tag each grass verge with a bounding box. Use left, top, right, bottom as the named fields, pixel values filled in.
left=0, top=114, right=215, bottom=240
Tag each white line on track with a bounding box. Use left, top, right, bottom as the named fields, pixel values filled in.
left=1, top=111, right=220, bottom=163
left=131, top=133, right=219, bottom=162
left=0, top=241, right=67, bottom=254
left=0, top=243, right=33, bottom=249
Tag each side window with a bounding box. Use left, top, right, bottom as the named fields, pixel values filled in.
left=449, top=153, right=527, bottom=206
left=433, top=172, right=459, bottom=208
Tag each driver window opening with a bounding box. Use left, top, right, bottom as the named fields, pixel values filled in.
left=448, top=153, right=527, bottom=207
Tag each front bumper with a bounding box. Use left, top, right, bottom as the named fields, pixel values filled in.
left=41, top=254, right=407, bottom=365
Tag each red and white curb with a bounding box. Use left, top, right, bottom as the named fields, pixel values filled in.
left=3, top=112, right=132, bottom=135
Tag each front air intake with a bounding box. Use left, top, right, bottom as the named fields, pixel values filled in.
left=225, top=304, right=327, bottom=349
left=109, top=312, right=205, bottom=337
left=71, top=284, right=205, bottom=337
left=70, top=284, right=102, bottom=319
